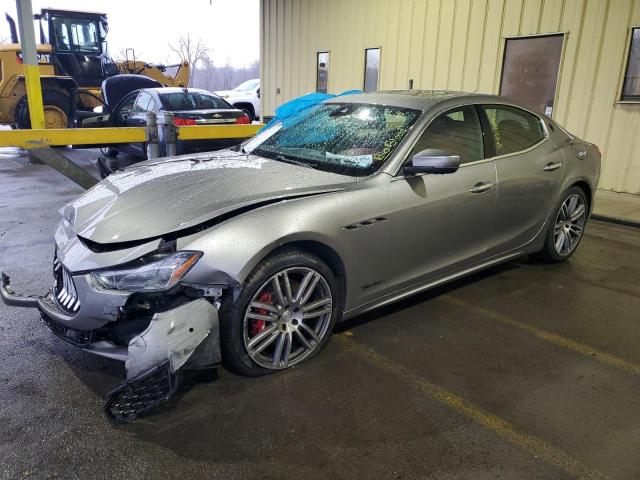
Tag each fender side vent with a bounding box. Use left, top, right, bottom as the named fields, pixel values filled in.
left=342, top=216, right=387, bottom=231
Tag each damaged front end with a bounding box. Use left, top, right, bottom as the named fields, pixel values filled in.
left=0, top=222, right=226, bottom=423
left=105, top=296, right=221, bottom=423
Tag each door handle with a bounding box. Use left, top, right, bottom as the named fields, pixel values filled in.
left=543, top=162, right=562, bottom=172
left=469, top=182, right=494, bottom=193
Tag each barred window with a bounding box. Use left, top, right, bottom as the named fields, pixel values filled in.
left=621, top=28, right=640, bottom=101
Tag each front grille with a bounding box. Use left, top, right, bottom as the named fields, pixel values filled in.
left=53, top=257, right=80, bottom=314
left=104, top=361, right=177, bottom=424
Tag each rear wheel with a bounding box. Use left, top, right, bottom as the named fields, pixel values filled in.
left=219, top=249, right=339, bottom=376
left=538, top=186, right=588, bottom=262
left=234, top=104, right=254, bottom=122
left=15, top=90, right=71, bottom=129
left=241, top=109, right=253, bottom=122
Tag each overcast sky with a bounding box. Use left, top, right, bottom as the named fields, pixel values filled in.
left=1, top=0, right=259, bottom=66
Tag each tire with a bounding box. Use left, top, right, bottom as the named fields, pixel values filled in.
left=100, top=147, right=119, bottom=158
left=219, top=248, right=340, bottom=376
left=537, top=186, right=588, bottom=262
left=240, top=108, right=254, bottom=122
left=234, top=104, right=254, bottom=122
left=15, top=90, right=71, bottom=129
left=97, top=156, right=114, bottom=179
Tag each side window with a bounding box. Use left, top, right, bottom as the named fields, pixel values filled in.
left=53, top=23, right=70, bottom=51
left=119, top=93, right=138, bottom=113
left=133, top=92, right=152, bottom=112
left=113, top=93, right=138, bottom=125
left=483, top=105, right=546, bottom=156
left=410, top=106, right=484, bottom=164
left=147, top=98, right=157, bottom=112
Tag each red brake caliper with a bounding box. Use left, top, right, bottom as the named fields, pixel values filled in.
left=252, top=291, right=273, bottom=335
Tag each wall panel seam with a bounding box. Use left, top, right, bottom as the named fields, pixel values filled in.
left=582, top=0, right=611, bottom=135
left=559, top=1, right=588, bottom=127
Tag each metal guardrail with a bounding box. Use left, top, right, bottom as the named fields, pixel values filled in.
left=0, top=123, right=263, bottom=149
left=0, top=127, right=146, bottom=148
left=0, top=112, right=264, bottom=189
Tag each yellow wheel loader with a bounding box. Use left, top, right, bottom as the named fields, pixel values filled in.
left=0, top=8, right=189, bottom=129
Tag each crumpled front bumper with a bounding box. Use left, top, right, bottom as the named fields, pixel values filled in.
left=1, top=271, right=222, bottom=422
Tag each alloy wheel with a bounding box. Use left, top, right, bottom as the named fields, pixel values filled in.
left=554, top=193, right=586, bottom=256
left=243, top=267, right=333, bottom=369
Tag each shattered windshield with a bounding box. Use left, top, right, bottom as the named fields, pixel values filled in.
left=249, top=103, right=420, bottom=176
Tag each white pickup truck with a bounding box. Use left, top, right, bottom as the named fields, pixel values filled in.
left=215, top=79, right=260, bottom=122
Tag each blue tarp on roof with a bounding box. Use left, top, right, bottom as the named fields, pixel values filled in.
left=260, top=90, right=362, bottom=131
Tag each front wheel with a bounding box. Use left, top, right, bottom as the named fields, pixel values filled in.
left=15, top=90, right=71, bottom=129
left=219, top=249, right=340, bottom=376
left=538, top=186, right=588, bottom=262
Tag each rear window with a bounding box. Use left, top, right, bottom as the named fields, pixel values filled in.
left=159, top=92, right=231, bottom=111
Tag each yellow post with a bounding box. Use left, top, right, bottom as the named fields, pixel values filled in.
left=15, top=0, right=45, bottom=129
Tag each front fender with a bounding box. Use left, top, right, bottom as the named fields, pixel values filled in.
left=180, top=200, right=348, bottom=286
left=178, top=178, right=392, bottom=310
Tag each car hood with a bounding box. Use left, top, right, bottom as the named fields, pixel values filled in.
left=68, top=150, right=356, bottom=244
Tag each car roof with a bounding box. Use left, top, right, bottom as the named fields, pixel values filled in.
left=327, top=90, right=512, bottom=111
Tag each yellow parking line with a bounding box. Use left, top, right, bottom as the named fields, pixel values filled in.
left=442, top=295, right=640, bottom=376
left=337, top=334, right=609, bottom=480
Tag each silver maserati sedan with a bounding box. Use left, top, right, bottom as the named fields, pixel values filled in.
left=1, top=91, right=600, bottom=421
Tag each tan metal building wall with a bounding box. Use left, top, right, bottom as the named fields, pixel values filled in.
left=260, top=0, right=640, bottom=194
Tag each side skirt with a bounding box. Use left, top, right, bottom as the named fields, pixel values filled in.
left=342, top=250, right=528, bottom=321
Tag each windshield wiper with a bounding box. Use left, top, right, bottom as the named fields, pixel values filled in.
left=274, top=154, right=318, bottom=170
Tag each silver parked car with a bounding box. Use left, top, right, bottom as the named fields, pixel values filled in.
left=1, top=91, right=600, bottom=421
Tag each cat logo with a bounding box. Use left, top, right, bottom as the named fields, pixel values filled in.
left=16, top=52, right=52, bottom=65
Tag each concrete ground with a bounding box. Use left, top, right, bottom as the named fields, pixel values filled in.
left=1, top=149, right=640, bottom=480
left=593, top=190, right=640, bottom=226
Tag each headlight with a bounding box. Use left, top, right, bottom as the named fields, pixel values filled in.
left=91, top=251, right=201, bottom=292
left=59, top=203, right=76, bottom=225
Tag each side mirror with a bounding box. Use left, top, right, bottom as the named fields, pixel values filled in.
left=256, top=88, right=261, bottom=98
left=403, top=149, right=460, bottom=175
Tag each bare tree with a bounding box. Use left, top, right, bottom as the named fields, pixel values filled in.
left=199, top=54, right=217, bottom=91
left=168, top=34, right=210, bottom=85
left=189, top=57, right=260, bottom=92
left=222, top=56, right=234, bottom=89
left=246, top=59, right=260, bottom=78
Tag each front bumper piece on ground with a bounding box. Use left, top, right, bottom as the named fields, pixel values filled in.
left=1, top=272, right=221, bottom=423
